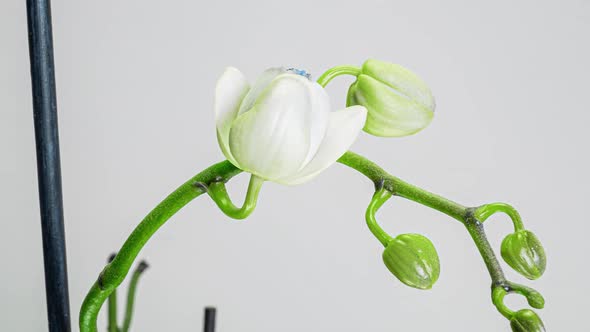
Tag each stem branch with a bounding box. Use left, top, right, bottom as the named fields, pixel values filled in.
left=474, top=202, right=525, bottom=231
left=121, top=261, right=149, bottom=332
left=337, top=151, right=506, bottom=286
left=107, top=288, right=118, bottom=332
left=338, top=151, right=467, bottom=222
left=365, top=189, right=394, bottom=246
left=107, top=253, right=118, bottom=332
left=316, top=65, right=361, bottom=87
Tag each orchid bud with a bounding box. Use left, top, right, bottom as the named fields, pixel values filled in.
left=347, top=59, right=435, bottom=137
left=215, top=67, right=367, bottom=185
left=382, top=233, right=440, bottom=290
left=510, top=309, right=546, bottom=332
left=501, top=230, right=546, bottom=280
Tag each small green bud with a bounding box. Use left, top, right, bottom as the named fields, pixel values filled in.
left=510, top=309, right=546, bottom=332
left=382, top=233, right=440, bottom=290
left=525, top=290, right=545, bottom=309
left=501, top=230, right=546, bottom=280
left=347, top=59, right=435, bottom=137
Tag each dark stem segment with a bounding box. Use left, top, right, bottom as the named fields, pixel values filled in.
left=464, top=210, right=506, bottom=285
left=26, top=0, right=72, bottom=331
left=203, top=307, right=216, bottom=332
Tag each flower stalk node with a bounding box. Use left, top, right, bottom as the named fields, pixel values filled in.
left=474, top=202, right=524, bottom=231
left=365, top=188, right=393, bottom=246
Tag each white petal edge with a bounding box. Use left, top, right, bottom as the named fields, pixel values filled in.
left=300, top=81, right=330, bottom=168
left=215, top=67, right=250, bottom=166
left=276, top=106, right=368, bottom=185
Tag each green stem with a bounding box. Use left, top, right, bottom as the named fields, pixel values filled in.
left=316, top=65, right=361, bottom=87
left=338, top=151, right=467, bottom=222
left=206, top=174, right=264, bottom=219
left=474, top=202, right=524, bottom=231
left=81, top=151, right=518, bottom=331
left=492, top=281, right=545, bottom=321
left=492, top=287, right=514, bottom=319
left=504, top=281, right=545, bottom=309
left=338, top=151, right=546, bottom=320
left=107, top=254, right=118, bottom=332
left=365, top=189, right=394, bottom=246
left=121, top=261, right=149, bottom=332
left=107, top=289, right=118, bottom=332
left=79, top=160, right=241, bottom=332
left=337, top=151, right=506, bottom=286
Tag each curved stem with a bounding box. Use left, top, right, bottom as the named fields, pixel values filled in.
left=474, top=202, right=525, bottom=231
left=81, top=151, right=531, bottom=331
left=338, top=151, right=467, bottom=222
left=316, top=65, right=361, bottom=87
left=337, top=151, right=506, bottom=285
left=121, top=261, right=149, bottom=332
left=338, top=151, right=546, bottom=318
left=79, top=160, right=242, bottom=332
left=492, top=286, right=514, bottom=319
left=492, top=281, right=545, bottom=321
left=505, top=281, right=545, bottom=309
left=206, top=174, right=264, bottom=220
left=365, top=189, right=394, bottom=246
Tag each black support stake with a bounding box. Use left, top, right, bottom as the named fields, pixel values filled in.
left=203, top=307, right=216, bottom=332
left=26, top=0, right=72, bottom=331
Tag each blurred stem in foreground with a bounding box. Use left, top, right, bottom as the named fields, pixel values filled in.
left=106, top=255, right=149, bottom=332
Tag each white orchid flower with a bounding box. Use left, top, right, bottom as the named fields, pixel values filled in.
left=215, top=67, right=367, bottom=185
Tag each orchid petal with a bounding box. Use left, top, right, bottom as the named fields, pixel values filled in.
left=237, top=67, right=284, bottom=115
left=362, top=59, right=435, bottom=111
left=300, top=81, right=330, bottom=168
left=228, top=75, right=314, bottom=180
left=277, top=106, right=367, bottom=185
left=215, top=67, right=249, bottom=165
left=355, top=75, right=434, bottom=137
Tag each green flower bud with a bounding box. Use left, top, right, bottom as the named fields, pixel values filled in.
left=510, top=309, right=546, bottom=332
left=347, top=59, right=435, bottom=137
left=525, top=290, right=545, bottom=309
left=382, top=233, right=440, bottom=290
left=501, top=230, right=546, bottom=280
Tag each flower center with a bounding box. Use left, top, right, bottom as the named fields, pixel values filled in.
left=286, top=67, right=312, bottom=80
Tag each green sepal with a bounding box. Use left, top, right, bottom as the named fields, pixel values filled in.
left=382, top=233, right=440, bottom=290
left=501, top=230, right=546, bottom=280
left=346, top=81, right=358, bottom=108
left=510, top=309, right=546, bottom=332
left=345, top=59, right=435, bottom=137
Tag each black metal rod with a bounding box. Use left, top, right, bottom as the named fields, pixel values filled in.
left=26, top=0, right=71, bottom=331
left=203, top=307, right=216, bottom=332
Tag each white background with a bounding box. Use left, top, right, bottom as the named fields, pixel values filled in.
left=1, top=0, right=588, bottom=331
